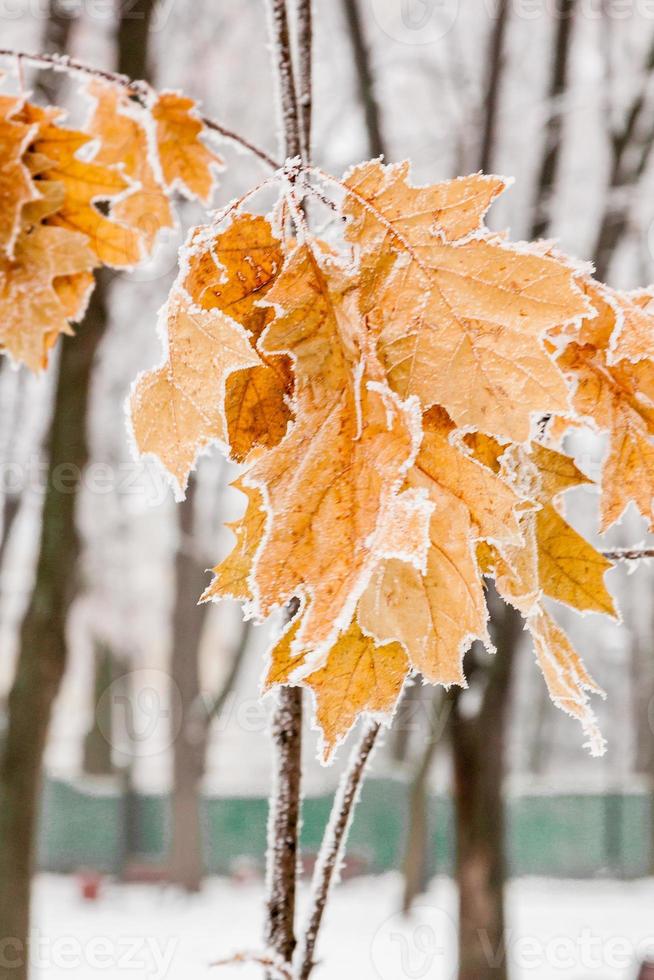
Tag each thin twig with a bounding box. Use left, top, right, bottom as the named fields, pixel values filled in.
left=341, top=0, right=386, bottom=160
left=602, top=547, right=654, bottom=561
left=294, top=721, right=380, bottom=980
left=0, top=48, right=281, bottom=170
left=211, top=950, right=292, bottom=979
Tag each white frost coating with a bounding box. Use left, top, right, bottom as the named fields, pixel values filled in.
left=367, top=486, right=434, bottom=576
left=142, top=86, right=225, bottom=206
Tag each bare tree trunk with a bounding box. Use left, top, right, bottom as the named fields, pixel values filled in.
left=264, top=1, right=306, bottom=969
left=451, top=600, right=522, bottom=980
left=169, top=480, right=210, bottom=893
left=82, top=642, right=116, bottom=776
left=593, top=31, right=654, bottom=280
left=0, top=283, right=107, bottom=980
left=478, top=0, right=509, bottom=174
left=341, top=0, right=386, bottom=159
left=401, top=689, right=447, bottom=914
left=0, top=5, right=154, bottom=976
left=531, top=0, right=578, bottom=238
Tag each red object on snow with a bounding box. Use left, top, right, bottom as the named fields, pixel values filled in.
left=77, top=870, right=102, bottom=901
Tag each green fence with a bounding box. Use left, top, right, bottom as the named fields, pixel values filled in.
left=37, top=777, right=653, bottom=878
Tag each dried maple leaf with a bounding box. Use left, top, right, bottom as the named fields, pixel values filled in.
left=246, top=242, right=422, bottom=656
left=184, top=214, right=292, bottom=461
left=305, top=619, right=408, bottom=761
left=357, top=408, right=523, bottom=684
left=529, top=608, right=605, bottom=756
left=201, top=480, right=267, bottom=604
left=17, top=102, right=142, bottom=267
left=87, top=82, right=174, bottom=254
left=477, top=440, right=616, bottom=617
left=558, top=280, right=654, bottom=530
left=0, top=95, right=37, bottom=258
left=0, top=223, right=95, bottom=369
left=343, top=161, right=591, bottom=442
left=130, top=288, right=261, bottom=495
left=151, top=91, right=223, bottom=204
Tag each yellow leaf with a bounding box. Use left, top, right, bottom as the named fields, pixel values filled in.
left=528, top=608, right=605, bottom=755
left=344, top=160, right=590, bottom=441
left=358, top=483, right=488, bottom=685
left=202, top=481, right=267, bottom=603
left=0, top=95, right=37, bottom=258
left=130, top=290, right=261, bottom=494
left=419, top=407, right=522, bottom=545
left=88, top=81, right=174, bottom=254
left=305, top=618, right=409, bottom=760
left=536, top=503, right=616, bottom=617
left=0, top=223, right=96, bottom=370
left=152, top=91, right=223, bottom=203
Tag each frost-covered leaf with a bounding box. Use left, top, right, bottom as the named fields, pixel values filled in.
left=344, top=160, right=590, bottom=442
left=0, top=94, right=37, bottom=258
left=130, top=289, right=261, bottom=494
left=88, top=81, right=174, bottom=254
left=152, top=91, right=223, bottom=203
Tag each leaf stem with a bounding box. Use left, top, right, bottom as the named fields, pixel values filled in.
left=0, top=48, right=281, bottom=171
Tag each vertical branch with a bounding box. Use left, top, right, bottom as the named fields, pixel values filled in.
left=478, top=0, right=509, bottom=174
left=531, top=0, right=578, bottom=239
left=268, top=0, right=303, bottom=160
left=341, top=0, right=386, bottom=159
left=265, top=682, right=303, bottom=965
left=295, top=722, right=380, bottom=980
left=295, top=0, right=313, bottom=161
left=264, top=1, right=307, bottom=967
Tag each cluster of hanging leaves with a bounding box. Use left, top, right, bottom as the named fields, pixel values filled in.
left=0, top=78, right=222, bottom=369
left=7, top=75, right=654, bottom=762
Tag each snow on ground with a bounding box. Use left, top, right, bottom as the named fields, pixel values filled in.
left=29, top=873, right=654, bottom=979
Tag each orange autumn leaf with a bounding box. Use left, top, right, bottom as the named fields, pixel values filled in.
left=18, top=101, right=142, bottom=267
left=0, top=95, right=37, bottom=258
left=130, top=289, right=261, bottom=495
left=358, top=483, right=487, bottom=685
left=305, top=619, right=409, bottom=760
left=152, top=91, right=223, bottom=204
left=88, top=81, right=174, bottom=254
left=246, top=242, right=422, bottom=655
left=201, top=480, right=267, bottom=604
left=344, top=160, right=590, bottom=442
left=184, top=214, right=292, bottom=461
left=559, top=279, right=654, bottom=530
left=0, top=223, right=95, bottom=369
left=528, top=609, right=605, bottom=756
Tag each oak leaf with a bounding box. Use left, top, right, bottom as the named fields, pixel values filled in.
left=0, top=223, right=96, bottom=369
left=152, top=91, right=223, bottom=204
left=18, top=101, right=142, bottom=267
left=184, top=214, right=292, bottom=461
left=344, top=161, right=590, bottom=442
left=201, top=480, right=267, bottom=604
left=0, top=95, right=37, bottom=258
left=88, top=82, right=174, bottom=254
left=130, top=289, right=261, bottom=495
left=558, top=280, right=654, bottom=530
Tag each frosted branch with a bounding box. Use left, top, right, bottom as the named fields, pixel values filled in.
left=0, top=48, right=281, bottom=171
left=294, top=721, right=380, bottom=980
